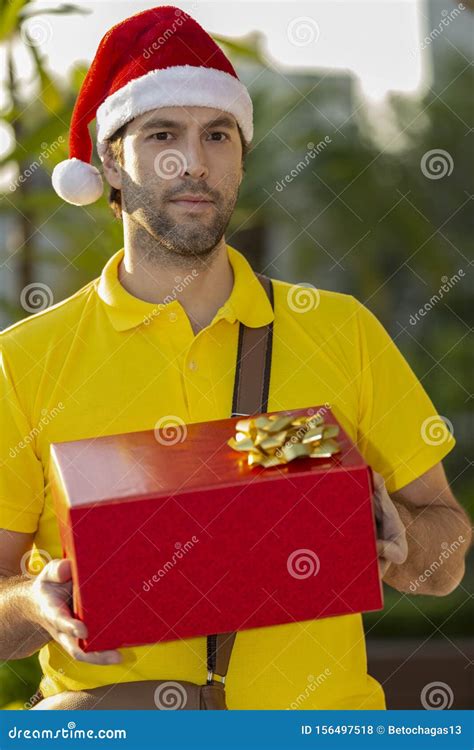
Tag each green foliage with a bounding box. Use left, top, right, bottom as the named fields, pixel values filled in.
left=0, top=655, right=42, bottom=709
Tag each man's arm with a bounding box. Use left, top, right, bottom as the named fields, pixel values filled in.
left=0, top=528, right=122, bottom=664
left=381, top=462, right=472, bottom=596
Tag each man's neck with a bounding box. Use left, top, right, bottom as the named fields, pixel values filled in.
left=117, top=221, right=234, bottom=335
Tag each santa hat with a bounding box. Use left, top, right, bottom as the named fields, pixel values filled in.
left=51, top=5, right=253, bottom=206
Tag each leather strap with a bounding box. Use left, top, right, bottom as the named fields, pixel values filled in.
left=207, top=271, right=274, bottom=683
left=231, top=273, right=274, bottom=417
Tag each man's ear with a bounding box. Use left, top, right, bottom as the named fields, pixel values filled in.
left=101, top=144, right=122, bottom=190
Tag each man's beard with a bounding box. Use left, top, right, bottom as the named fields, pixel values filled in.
left=121, top=176, right=240, bottom=264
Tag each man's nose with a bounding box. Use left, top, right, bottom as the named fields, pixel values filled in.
left=181, top=141, right=209, bottom=180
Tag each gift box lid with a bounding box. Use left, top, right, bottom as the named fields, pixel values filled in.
left=50, top=406, right=370, bottom=510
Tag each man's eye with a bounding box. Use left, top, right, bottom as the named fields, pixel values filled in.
left=150, top=132, right=170, bottom=140
left=208, top=132, right=227, bottom=141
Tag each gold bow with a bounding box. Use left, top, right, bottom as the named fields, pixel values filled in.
left=227, top=413, right=341, bottom=468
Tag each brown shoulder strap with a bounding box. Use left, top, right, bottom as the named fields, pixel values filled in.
left=231, top=273, right=274, bottom=417
left=208, top=272, right=275, bottom=683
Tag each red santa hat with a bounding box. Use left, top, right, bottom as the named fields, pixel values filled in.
left=52, top=5, right=253, bottom=206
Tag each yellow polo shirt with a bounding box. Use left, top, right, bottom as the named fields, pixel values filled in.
left=0, top=244, right=455, bottom=709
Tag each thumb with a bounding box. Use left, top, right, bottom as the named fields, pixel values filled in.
left=40, top=558, right=73, bottom=584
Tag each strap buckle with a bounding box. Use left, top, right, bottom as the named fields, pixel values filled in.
left=207, top=670, right=226, bottom=685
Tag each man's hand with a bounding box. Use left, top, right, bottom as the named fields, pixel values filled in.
left=30, top=558, right=122, bottom=666
left=372, top=470, right=408, bottom=578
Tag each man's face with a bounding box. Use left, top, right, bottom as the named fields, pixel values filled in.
left=104, top=106, right=244, bottom=261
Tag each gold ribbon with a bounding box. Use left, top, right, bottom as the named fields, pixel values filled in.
left=227, top=413, right=341, bottom=468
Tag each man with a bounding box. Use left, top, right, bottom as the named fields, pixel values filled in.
left=0, top=6, right=471, bottom=711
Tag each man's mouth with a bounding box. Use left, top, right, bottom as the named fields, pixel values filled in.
left=169, top=196, right=214, bottom=212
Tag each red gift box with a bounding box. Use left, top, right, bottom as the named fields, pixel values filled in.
left=49, top=406, right=383, bottom=652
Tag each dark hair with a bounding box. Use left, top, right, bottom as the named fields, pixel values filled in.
left=105, top=121, right=251, bottom=220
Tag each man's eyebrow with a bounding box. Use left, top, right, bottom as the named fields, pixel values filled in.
left=140, top=116, right=237, bottom=131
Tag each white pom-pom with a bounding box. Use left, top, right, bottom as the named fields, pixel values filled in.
left=51, top=158, right=103, bottom=205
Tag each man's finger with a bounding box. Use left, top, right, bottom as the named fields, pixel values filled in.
left=377, top=537, right=408, bottom=565
left=39, top=559, right=72, bottom=584
left=55, top=631, right=122, bottom=665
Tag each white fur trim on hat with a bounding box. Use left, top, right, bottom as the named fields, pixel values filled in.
left=51, top=158, right=103, bottom=206
left=95, top=65, right=253, bottom=147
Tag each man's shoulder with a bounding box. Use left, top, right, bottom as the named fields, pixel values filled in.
left=0, top=276, right=99, bottom=354
left=270, top=276, right=359, bottom=323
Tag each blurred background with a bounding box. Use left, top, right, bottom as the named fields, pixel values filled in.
left=0, top=0, right=472, bottom=710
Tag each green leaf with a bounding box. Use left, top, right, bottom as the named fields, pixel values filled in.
left=24, top=37, right=64, bottom=113
left=0, top=0, right=29, bottom=41
left=212, top=32, right=269, bottom=66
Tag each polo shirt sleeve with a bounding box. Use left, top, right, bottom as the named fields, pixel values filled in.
left=0, top=342, right=44, bottom=532
left=352, top=297, right=456, bottom=493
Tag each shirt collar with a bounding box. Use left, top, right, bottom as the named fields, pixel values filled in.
left=97, top=244, right=275, bottom=332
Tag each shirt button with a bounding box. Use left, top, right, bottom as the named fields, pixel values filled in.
left=168, top=312, right=177, bottom=322
left=188, top=359, right=198, bottom=371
